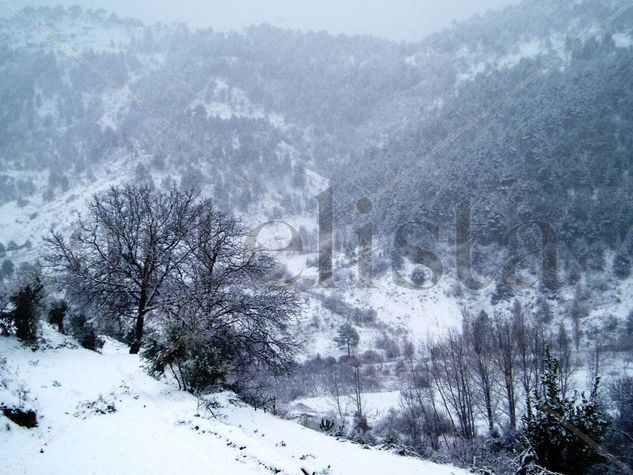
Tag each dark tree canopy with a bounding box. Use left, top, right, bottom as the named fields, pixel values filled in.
left=334, top=322, right=360, bottom=357
left=45, top=185, right=202, bottom=352
left=45, top=185, right=302, bottom=375
left=525, top=346, right=610, bottom=474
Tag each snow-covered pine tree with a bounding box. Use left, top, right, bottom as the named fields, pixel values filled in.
left=1, top=270, right=44, bottom=343
left=525, top=346, right=609, bottom=474
left=334, top=323, right=359, bottom=357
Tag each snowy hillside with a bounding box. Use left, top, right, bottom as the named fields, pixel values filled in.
left=0, top=327, right=466, bottom=475
left=1, top=1, right=633, bottom=473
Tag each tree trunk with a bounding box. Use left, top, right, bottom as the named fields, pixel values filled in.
left=505, top=373, right=516, bottom=430
left=484, top=378, right=494, bottom=432
left=130, top=288, right=148, bottom=354
left=129, top=313, right=145, bottom=354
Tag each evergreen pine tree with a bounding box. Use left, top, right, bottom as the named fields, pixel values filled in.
left=334, top=323, right=360, bottom=357
left=8, top=271, right=44, bottom=343
left=526, top=346, right=609, bottom=474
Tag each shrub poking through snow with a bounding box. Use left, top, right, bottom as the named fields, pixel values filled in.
left=143, top=323, right=227, bottom=395
left=48, top=300, right=68, bottom=334
left=68, top=314, right=103, bottom=352
left=1, top=406, right=37, bottom=428
left=320, top=418, right=335, bottom=432
left=0, top=270, right=44, bottom=343
left=0, top=356, right=37, bottom=428
left=74, top=396, right=116, bottom=418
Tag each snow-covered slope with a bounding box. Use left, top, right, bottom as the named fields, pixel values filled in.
left=0, top=327, right=466, bottom=475
left=289, top=391, right=402, bottom=425
left=0, top=6, right=145, bottom=52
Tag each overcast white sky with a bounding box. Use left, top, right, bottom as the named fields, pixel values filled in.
left=1, top=0, right=520, bottom=42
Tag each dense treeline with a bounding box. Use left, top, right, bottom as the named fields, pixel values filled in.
left=277, top=303, right=632, bottom=474
left=337, top=30, right=633, bottom=275
left=2, top=1, right=631, bottom=222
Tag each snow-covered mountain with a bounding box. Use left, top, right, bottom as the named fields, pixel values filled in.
left=1, top=0, right=632, bottom=370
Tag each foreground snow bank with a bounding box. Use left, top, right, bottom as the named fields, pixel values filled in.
left=0, top=326, right=467, bottom=475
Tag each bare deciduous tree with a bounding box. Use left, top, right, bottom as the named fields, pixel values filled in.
left=493, top=311, right=517, bottom=430
left=45, top=185, right=202, bottom=353
left=429, top=331, right=476, bottom=440
left=45, top=185, right=302, bottom=369
left=463, top=309, right=498, bottom=433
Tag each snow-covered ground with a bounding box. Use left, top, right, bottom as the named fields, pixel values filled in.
left=0, top=326, right=467, bottom=475
left=288, top=391, right=401, bottom=425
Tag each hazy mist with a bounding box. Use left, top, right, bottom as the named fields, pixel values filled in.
left=1, top=0, right=520, bottom=41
